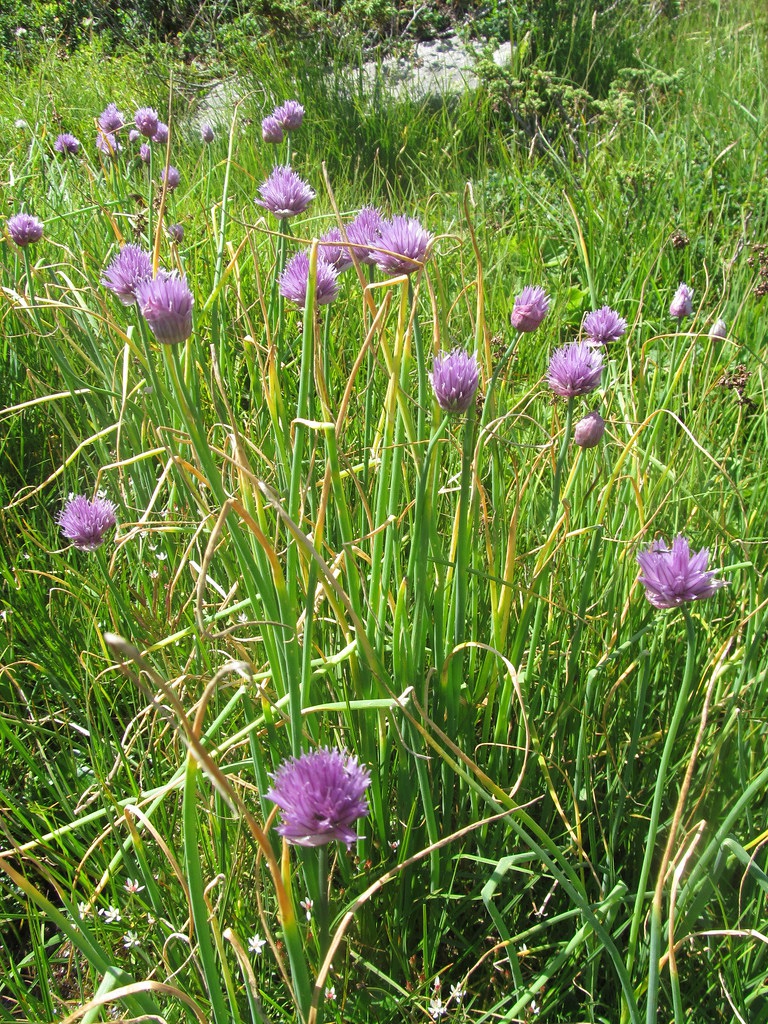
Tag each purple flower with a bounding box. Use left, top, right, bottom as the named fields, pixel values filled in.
left=583, top=305, right=627, bottom=345
left=139, top=143, right=151, bottom=164
left=98, top=103, right=125, bottom=133
left=261, top=115, right=284, bottom=144
left=153, top=122, right=169, bottom=145
left=200, top=123, right=214, bottom=144
left=101, top=244, right=153, bottom=304
left=6, top=213, right=44, bottom=246
left=279, top=251, right=339, bottom=307
left=135, top=271, right=194, bottom=344
left=134, top=107, right=159, bottom=138
left=710, top=318, right=727, bottom=340
left=319, top=227, right=354, bottom=273
left=511, top=285, right=550, bottom=332
left=58, top=494, right=117, bottom=551
left=54, top=132, right=80, bottom=155
left=547, top=342, right=604, bottom=398
left=430, top=349, right=480, bottom=414
left=670, top=282, right=694, bottom=320
left=161, top=165, right=180, bottom=190
left=346, top=206, right=383, bottom=265
left=374, top=215, right=432, bottom=276
left=266, top=747, right=370, bottom=848
left=128, top=129, right=140, bottom=143
left=637, top=535, right=726, bottom=610
left=167, top=223, right=184, bottom=244
left=96, top=132, right=121, bottom=157
left=273, top=100, right=304, bottom=131
left=255, top=165, right=315, bottom=220
left=573, top=410, right=605, bottom=448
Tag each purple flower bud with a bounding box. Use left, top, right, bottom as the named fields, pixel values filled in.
left=573, top=410, right=605, bottom=448
left=153, top=122, right=169, bottom=145
left=709, top=318, right=727, bottom=340
left=266, top=748, right=370, bottom=847
left=6, top=213, right=44, bottom=246
left=279, top=250, right=339, bottom=307
left=430, top=349, right=480, bottom=414
left=139, top=143, right=151, bottom=164
left=374, top=215, right=432, bottom=276
left=200, top=123, right=214, bottom=144
left=134, top=106, right=159, bottom=138
left=128, top=129, right=140, bottom=143
left=261, top=115, right=284, bottom=144
left=101, top=244, right=153, bottom=305
left=272, top=100, right=304, bottom=131
left=255, top=165, right=315, bottom=220
left=167, top=223, right=184, bottom=244
left=96, top=131, right=121, bottom=157
left=346, top=206, right=383, bottom=265
left=58, top=494, right=117, bottom=551
left=511, top=285, right=550, bottom=332
left=670, top=282, right=694, bottom=320
left=54, top=132, right=81, bottom=155
left=161, top=165, right=180, bottom=190
left=135, top=271, right=194, bottom=344
left=583, top=305, right=627, bottom=345
left=319, top=227, right=354, bottom=273
left=547, top=342, right=604, bottom=398
left=637, top=535, right=726, bottom=610
left=98, top=102, right=125, bottom=133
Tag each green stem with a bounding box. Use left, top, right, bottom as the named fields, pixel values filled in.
left=625, top=608, right=697, bottom=1021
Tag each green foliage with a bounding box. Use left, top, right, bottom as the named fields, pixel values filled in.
left=1, top=0, right=768, bottom=1022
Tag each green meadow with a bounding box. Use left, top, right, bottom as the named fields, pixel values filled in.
left=1, top=2, right=767, bottom=1021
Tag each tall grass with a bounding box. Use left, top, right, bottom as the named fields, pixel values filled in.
left=1, top=2, right=767, bottom=1021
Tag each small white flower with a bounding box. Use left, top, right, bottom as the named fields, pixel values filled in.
left=15, top=27, right=28, bottom=37
left=248, top=933, right=266, bottom=955
left=324, top=986, right=336, bottom=1002
left=124, top=877, right=145, bottom=894
left=156, top=551, right=168, bottom=561
left=429, top=997, right=448, bottom=1020
left=238, top=612, right=248, bottom=623
left=77, top=901, right=92, bottom=918
left=99, top=905, right=122, bottom=924
left=149, top=570, right=159, bottom=580
left=122, top=930, right=141, bottom=949
left=450, top=983, right=465, bottom=1004
left=300, top=897, right=313, bottom=921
